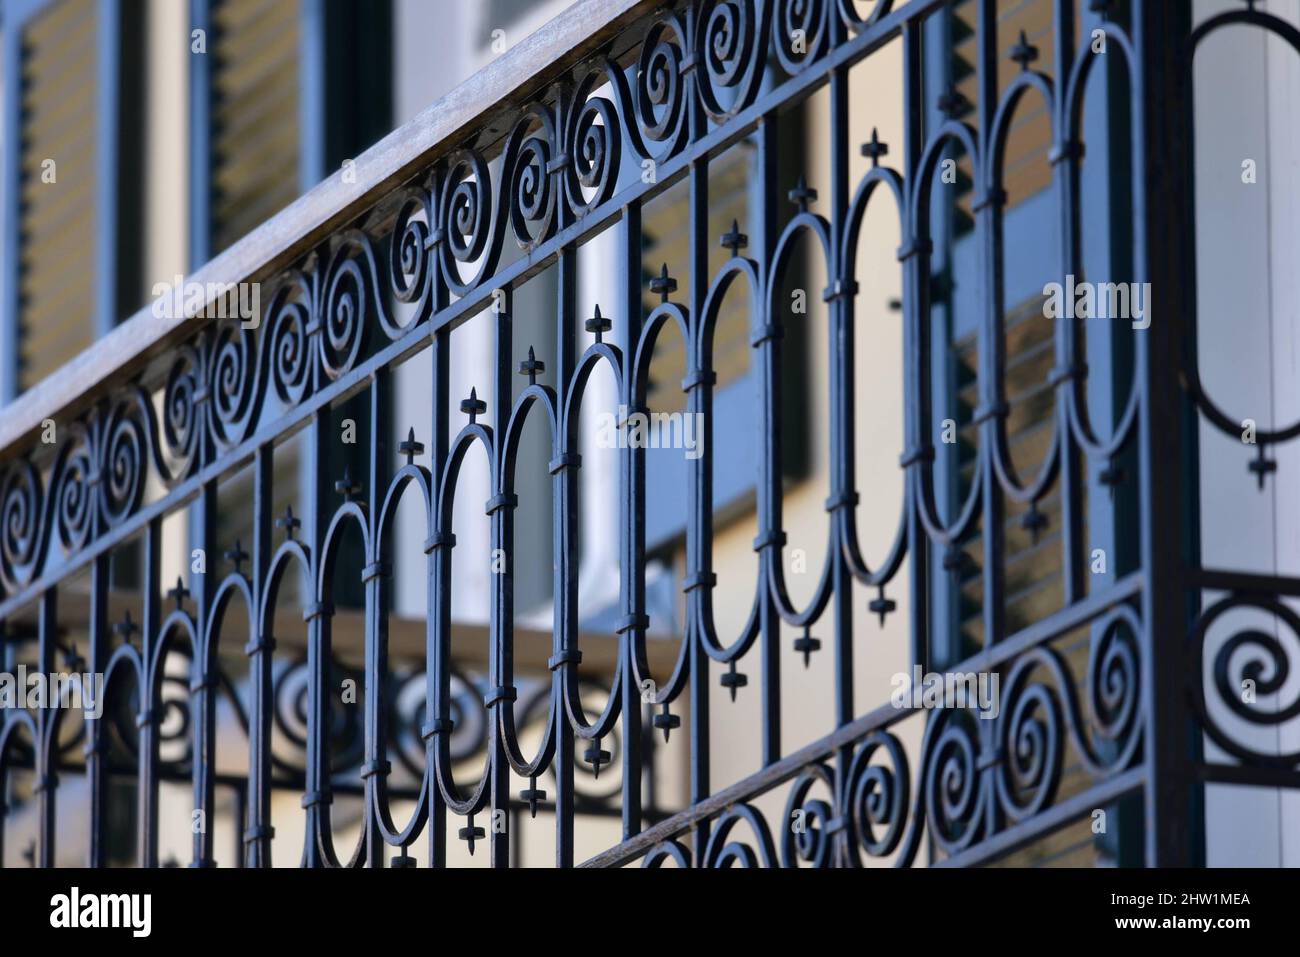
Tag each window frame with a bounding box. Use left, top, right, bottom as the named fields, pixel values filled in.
left=0, top=0, right=130, bottom=402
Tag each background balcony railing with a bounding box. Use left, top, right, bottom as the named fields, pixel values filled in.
left=0, top=0, right=1295, bottom=868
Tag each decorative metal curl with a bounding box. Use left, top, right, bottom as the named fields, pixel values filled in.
left=781, top=762, right=838, bottom=867
left=1192, top=594, right=1300, bottom=766
left=634, top=14, right=690, bottom=159
left=0, top=461, right=43, bottom=591
left=564, top=71, right=621, bottom=216
left=771, top=0, right=828, bottom=75
left=208, top=320, right=258, bottom=450
left=994, top=660, right=1063, bottom=824
left=694, top=0, right=768, bottom=120
left=847, top=729, right=910, bottom=860
left=922, top=708, right=984, bottom=856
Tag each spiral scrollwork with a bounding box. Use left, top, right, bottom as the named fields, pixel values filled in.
left=696, top=0, right=767, bottom=120
left=437, top=150, right=498, bottom=296
left=99, top=396, right=148, bottom=530
left=51, top=425, right=95, bottom=553
left=389, top=189, right=433, bottom=315
left=161, top=344, right=203, bottom=482
left=847, top=729, right=910, bottom=860
left=320, top=237, right=374, bottom=380
left=781, top=763, right=838, bottom=867
left=922, top=709, right=984, bottom=856
left=994, top=660, right=1063, bottom=824
left=0, top=461, right=42, bottom=591
left=208, top=320, right=258, bottom=450
left=772, top=0, right=828, bottom=74
left=265, top=280, right=313, bottom=406
left=564, top=71, right=620, bottom=216
left=634, top=15, right=689, bottom=159
left=1192, top=595, right=1300, bottom=766
left=1085, top=609, right=1141, bottom=766
left=506, top=110, right=558, bottom=252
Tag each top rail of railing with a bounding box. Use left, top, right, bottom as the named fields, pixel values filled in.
left=0, top=0, right=655, bottom=457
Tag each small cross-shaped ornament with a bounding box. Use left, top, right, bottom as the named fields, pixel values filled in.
left=113, top=610, right=140, bottom=645
left=938, top=86, right=970, bottom=119
left=275, top=505, right=301, bottom=540
left=520, top=776, right=547, bottom=818
left=334, top=466, right=362, bottom=502
left=652, top=702, right=680, bottom=743
left=1009, top=29, right=1039, bottom=71
left=224, top=539, right=249, bottom=572
left=461, top=387, right=487, bottom=423
left=720, top=219, right=749, bottom=256
left=583, top=738, right=611, bottom=778
left=788, top=175, right=818, bottom=212
left=1249, top=444, right=1277, bottom=490
left=63, top=642, right=85, bottom=674
left=1021, top=502, right=1048, bottom=544
left=518, top=346, right=545, bottom=385
left=585, top=304, right=612, bottom=342
left=869, top=586, right=897, bottom=629
left=721, top=660, right=748, bottom=702
left=861, top=128, right=889, bottom=167
left=398, top=427, right=424, bottom=465
left=793, top=626, right=821, bottom=669
left=458, top=815, right=486, bottom=856
left=649, top=264, right=677, bottom=302
left=168, top=576, right=191, bottom=610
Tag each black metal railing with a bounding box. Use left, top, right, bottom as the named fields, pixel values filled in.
left=0, top=0, right=1294, bottom=868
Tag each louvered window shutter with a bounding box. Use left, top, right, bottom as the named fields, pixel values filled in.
left=2, top=0, right=143, bottom=400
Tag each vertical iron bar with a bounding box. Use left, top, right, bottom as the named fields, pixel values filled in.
left=1132, top=0, right=1202, bottom=867
left=620, top=202, right=644, bottom=839
left=554, top=214, right=577, bottom=867
left=364, top=369, right=391, bottom=867
left=246, top=443, right=274, bottom=866
left=489, top=285, right=513, bottom=867
left=139, top=517, right=162, bottom=867
left=36, top=588, right=56, bottom=867
left=86, top=552, right=110, bottom=866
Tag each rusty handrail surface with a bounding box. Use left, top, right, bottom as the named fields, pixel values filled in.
left=0, top=0, right=655, bottom=458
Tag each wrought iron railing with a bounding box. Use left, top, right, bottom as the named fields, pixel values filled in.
left=0, top=0, right=1294, bottom=868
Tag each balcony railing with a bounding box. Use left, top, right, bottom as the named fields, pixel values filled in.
left=0, top=0, right=1294, bottom=868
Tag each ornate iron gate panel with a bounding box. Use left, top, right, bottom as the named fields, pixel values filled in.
left=0, top=0, right=1288, bottom=868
